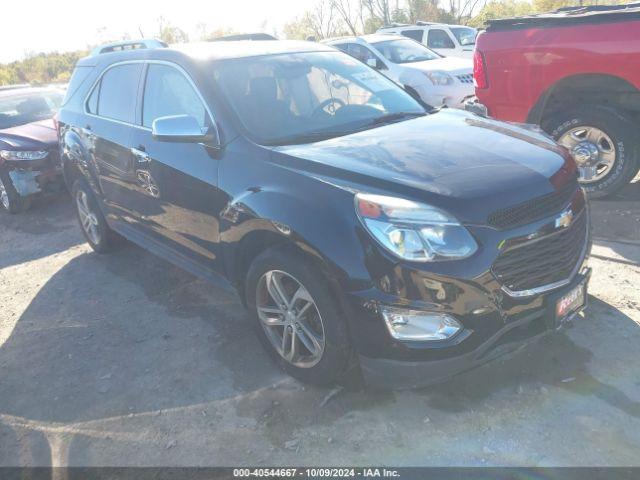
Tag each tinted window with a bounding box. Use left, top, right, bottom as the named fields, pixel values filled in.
left=372, top=39, right=440, bottom=64
left=97, top=64, right=142, bottom=123
left=86, top=83, right=99, bottom=114
left=450, top=27, right=477, bottom=46
left=213, top=51, right=424, bottom=145
left=332, top=43, right=349, bottom=53
left=401, top=30, right=424, bottom=42
left=427, top=29, right=455, bottom=49
left=347, top=44, right=383, bottom=68
left=142, top=64, right=207, bottom=128
left=62, top=66, right=93, bottom=106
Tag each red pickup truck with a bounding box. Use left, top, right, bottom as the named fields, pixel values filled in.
left=473, top=4, right=640, bottom=197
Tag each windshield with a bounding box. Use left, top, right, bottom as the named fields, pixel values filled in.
left=213, top=51, right=425, bottom=145
left=371, top=39, right=440, bottom=64
left=450, top=27, right=477, bottom=46
left=0, top=89, right=64, bottom=130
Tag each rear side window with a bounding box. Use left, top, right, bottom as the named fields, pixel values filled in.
left=142, top=64, right=207, bottom=128
left=427, top=29, right=455, bottom=49
left=97, top=64, right=143, bottom=123
left=401, top=30, right=424, bottom=42
left=62, top=66, right=93, bottom=106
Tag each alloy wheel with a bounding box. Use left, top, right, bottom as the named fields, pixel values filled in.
left=0, top=176, right=9, bottom=210
left=558, top=126, right=616, bottom=183
left=76, top=189, right=101, bottom=244
left=256, top=270, right=326, bottom=368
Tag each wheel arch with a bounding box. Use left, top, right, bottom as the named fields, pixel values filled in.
left=528, top=73, right=640, bottom=126
left=220, top=187, right=369, bottom=312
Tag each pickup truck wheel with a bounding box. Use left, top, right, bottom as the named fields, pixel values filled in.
left=0, top=168, right=30, bottom=214
left=72, top=179, right=119, bottom=253
left=544, top=106, right=640, bottom=198
left=246, top=246, right=352, bottom=386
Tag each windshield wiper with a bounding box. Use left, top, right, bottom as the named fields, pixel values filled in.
left=265, top=130, right=349, bottom=146
left=365, top=111, right=426, bottom=127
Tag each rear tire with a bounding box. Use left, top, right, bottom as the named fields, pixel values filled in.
left=0, top=168, right=31, bottom=214
left=245, top=246, right=352, bottom=386
left=543, top=106, right=640, bottom=198
left=72, top=179, right=119, bottom=253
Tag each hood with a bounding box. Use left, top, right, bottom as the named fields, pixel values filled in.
left=0, top=119, right=58, bottom=151
left=270, top=109, right=575, bottom=225
left=402, top=56, right=472, bottom=75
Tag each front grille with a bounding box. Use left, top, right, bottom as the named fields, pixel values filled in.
left=456, top=74, right=474, bottom=84
left=487, top=181, right=578, bottom=230
left=492, top=210, right=587, bottom=293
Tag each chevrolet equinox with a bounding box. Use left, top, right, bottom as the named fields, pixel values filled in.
left=57, top=39, right=591, bottom=388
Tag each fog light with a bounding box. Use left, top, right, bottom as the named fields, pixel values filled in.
left=381, top=307, right=461, bottom=341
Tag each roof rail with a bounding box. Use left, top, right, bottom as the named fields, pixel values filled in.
left=380, top=22, right=410, bottom=28
left=90, top=39, right=168, bottom=56
left=415, top=21, right=436, bottom=26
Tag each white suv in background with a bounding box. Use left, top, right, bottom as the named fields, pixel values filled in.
left=325, top=34, right=474, bottom=109
left=377, top=22, right=477, bottom=59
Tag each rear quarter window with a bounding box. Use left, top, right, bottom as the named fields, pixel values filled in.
left=62, top=65, right=94, bottom=109
left=400, top=30, right=424, bottom=42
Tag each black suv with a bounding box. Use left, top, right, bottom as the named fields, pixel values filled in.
left=58, top=39, right=591, bottom=388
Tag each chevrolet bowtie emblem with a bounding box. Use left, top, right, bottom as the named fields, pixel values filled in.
left=555, top=209, right=574, bottom=229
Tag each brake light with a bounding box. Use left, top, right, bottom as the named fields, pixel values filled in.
left=473, top=50, right=488, bottom=89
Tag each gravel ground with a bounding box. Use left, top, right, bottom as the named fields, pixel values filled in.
left=0, top=182, right=639, bottom=467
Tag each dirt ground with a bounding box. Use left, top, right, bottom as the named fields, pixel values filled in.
left=0, top=181, right=639, bottom=467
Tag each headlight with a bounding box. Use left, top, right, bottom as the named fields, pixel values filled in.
left=0, top=150, right=48, bottom=161
left=381, top=307, right=461, bottom=341
left=425, top=71, right=454, bottom=86
left=355, top=193, right=477, bottom=262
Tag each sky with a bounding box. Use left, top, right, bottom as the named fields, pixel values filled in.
left=0, top=0, right=318, bottom=64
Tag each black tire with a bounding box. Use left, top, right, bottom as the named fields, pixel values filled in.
left=543, top=106, right=640, bottom=198
left=245, top=245, right=352, bottom=386
left=0, top=168, right=31, bottom=214
left=71, top=179, right=119, bottom=253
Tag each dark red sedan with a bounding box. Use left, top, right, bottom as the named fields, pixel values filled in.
left=0, top=86, right=65, bottom=213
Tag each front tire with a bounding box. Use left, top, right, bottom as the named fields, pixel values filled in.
left=0, top=168, right=31, bottom=214
left=72, top=179, right=118, bottom=253
left=544, top=106, right=640, bottom=198
left=246, top=246, right=352, bottom=386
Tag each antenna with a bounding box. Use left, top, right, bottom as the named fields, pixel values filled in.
left=138, top=26, right=145, bottom=38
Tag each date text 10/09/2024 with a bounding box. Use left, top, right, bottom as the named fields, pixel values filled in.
left=233, top=468, right=401, bottom=478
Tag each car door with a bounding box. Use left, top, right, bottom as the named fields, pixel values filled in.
left=84, top=62, right=144, bottom=222
left=129, top=62, right=226, bottom=270
left=426, top=28, right=458, bottom=57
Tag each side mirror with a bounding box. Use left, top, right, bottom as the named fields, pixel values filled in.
left=152, top=115, right=218, bottom=145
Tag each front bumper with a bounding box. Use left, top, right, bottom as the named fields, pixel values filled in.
left=0, top=151, right=62, bottom=197
left=415, top=81, right=474, bottom=110
left=358, top=268, right=591, bottom=389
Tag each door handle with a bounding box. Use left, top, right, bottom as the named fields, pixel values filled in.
left=131, top=147, right=150, bottom=163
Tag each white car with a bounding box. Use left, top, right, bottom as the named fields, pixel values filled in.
left=325, top=34, right=474, bottom=109
left=377, top=22, right=477, bottom=59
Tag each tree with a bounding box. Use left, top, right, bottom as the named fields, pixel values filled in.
left=157, top=16, right=189, bottom=44
left=330, top=0, right=362, bottom=35
left=284, top=0, right=347, bottom=40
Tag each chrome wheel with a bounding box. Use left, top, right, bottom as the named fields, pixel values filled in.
left=558, top=126, right=616, bottom=183
left=256, top=270, right=325, bottom=368
left=76, top=189, right=101, bottom=244
left=0, top=176, right=9, bottom=210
